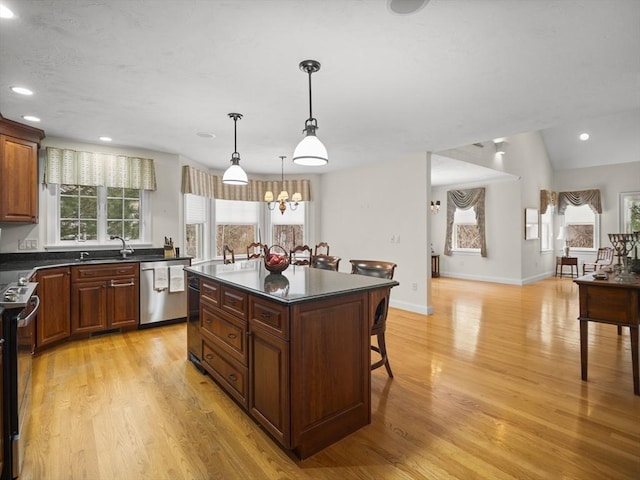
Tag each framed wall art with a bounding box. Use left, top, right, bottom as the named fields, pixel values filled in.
left=619, top=191, right=640, bottom=233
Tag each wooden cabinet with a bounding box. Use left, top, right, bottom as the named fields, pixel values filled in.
left=200, top=281, right=249, bottom=408
left=35, top=267, right=71, bottom=349
left=0, top=114, right=45, bottom=223
left=0, top=318, right=4, bottom=476
left=71, top=263, right=139, bottom=335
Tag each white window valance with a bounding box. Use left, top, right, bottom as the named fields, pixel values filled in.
left=181, top=165, right=312, bottom=202
left=44, top=147, right=157, bottom=191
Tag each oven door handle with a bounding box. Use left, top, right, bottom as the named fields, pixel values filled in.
left=17, top=295, right=40, bottom=328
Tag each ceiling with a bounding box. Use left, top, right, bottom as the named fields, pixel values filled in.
left=1, top=0, right=639, bottom=181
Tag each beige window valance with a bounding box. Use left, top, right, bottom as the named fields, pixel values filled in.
left=44, top=147, right=157, bottom=190
left=539, top=189, right=557, bottom=214
left=444, top=187, right=487, bottom=257
left=557, top=189, right=602, bottom=215
left=181, top=165, right=312, bottom=202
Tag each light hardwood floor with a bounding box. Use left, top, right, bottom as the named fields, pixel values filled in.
left=22, top=276, right=640, bottom=479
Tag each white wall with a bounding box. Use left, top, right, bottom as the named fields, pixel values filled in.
left=0, top=137, right=185, bottom=253
left=554, top=160, right=640, bottom=267
left=318, top=153, right=429, bottom=314
left=431, top=131, right=555, bottom=285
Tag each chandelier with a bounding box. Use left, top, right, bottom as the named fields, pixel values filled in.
left=264, top=156, right=301, bottom=215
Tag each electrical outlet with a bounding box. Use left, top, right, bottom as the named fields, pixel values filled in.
left=412, top=282, right=418, bottom=291
left=18, top=240, right=27, bottom=250
left=28, top=239, right=38, bottom=249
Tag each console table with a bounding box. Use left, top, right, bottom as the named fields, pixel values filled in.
left=574, top=274, right=639, bottom=395
left=556, top=256, right=578, bottom=278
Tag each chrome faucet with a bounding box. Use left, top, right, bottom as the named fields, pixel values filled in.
left=79, top=251, right=89, bottom=261
left=110, top=235, right=134, bottom=258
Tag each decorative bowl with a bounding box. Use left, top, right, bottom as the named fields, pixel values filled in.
left=264, top=245, right=290, bottom=273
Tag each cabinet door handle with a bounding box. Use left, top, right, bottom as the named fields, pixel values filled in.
left=228, top=374, right=237, bottom=382
left=204, top=318, right=212, bottom=324
left=227, top=333, right=237, bottom=339
left=110, top=280, right=135, bottom=287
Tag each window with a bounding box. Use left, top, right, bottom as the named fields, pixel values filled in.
left=564, top=204, right=599, bottom=250
left=270, top=203, right=305, bottom=252
left=540, top=206, right=553, bottom=251
left=452, top=207, right=481, bottom=251
left=51, top=184, right=148, bottom=245
left=215, top=200, right=259, bottom=258
left=184, top=193, right=208, bottom=261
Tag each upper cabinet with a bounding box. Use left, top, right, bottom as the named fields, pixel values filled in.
left=0, top=114, right=45, bottom=223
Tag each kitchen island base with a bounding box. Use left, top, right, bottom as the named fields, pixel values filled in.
left=186, top=262, right=397, bottom=459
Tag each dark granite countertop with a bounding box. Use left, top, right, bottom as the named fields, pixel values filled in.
left=186, top=260, right=399, bottom=305
left=0, top=249, right=192, bottom=284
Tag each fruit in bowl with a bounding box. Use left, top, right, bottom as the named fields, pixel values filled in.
left=264, top=245, right=289, bottom=273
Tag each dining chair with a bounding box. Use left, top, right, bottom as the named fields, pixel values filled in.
left=582, top=247, right=614, bottom=275
left=349, top=259, right=397, bottom=378
left=246, top=242, right=265, bottom=260
left=310, top=255, right=341, bottom=271
left=290, top=245, right=313, bottom=266
left=314, top=242, right=330, bottom=256
left=223, top=245, right=235, bottom=264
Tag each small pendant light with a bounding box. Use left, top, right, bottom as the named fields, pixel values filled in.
left=223, top=112, right=249, bottom=185
left=293, top=60, right=328, bottom=166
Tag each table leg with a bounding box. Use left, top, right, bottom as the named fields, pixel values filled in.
left=630, top=326, right=639, bottom=396
left=580, top=320, right=588, bottom=381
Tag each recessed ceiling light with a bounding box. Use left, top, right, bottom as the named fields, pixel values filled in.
left=22, top=115, right=40, bottom=122
left=579, top=133, right=589, bottom=141
left=10, top=86, right=33, bottom=96
left=0, top=5, right=15, bottom=19
left=99, top=136, right=113, bottom=142
left=197, top=132, right=216, bottom=138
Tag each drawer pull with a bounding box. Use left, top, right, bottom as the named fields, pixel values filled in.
left=110, top=280, right=135, bottom=287
left=205, top=353, right=213, bottom=360
left=228, top=374, right=237, bottom=382
left=204, top=318, right=212, bottom=324
left=227, top=333, right=237, bottom=339
left=260, top=312, right=271, bottom=319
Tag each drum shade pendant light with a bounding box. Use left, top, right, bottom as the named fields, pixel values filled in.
left=222, top=113, right=249, bottom=185
left=293, top=60, right=328, bottom=166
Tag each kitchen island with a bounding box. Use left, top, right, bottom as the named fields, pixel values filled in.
left=185, top=260, right=398, bottom=459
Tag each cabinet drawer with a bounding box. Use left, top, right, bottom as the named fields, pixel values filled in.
left=202, top=342, right=248, bottom=408
left=201, top=303, right=247, bottom=364
left=201, top=279, right=220, bottom=306
left=250, top=297, right=289, bottom=340
left=221, top=285, right=248, bottom=320
left=72, top=263, right=139, bottom=282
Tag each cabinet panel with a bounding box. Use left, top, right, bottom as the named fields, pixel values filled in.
left=202, top=342, right=248, bottom=408
left=0, top=135, right=38, bottom=222
left=109, top=277, right=139, bottom=328
left=71, top=280, right=108, bottom=334
left=249, top=326, right=290, bottom=447
left=72, top=263, right=138, bottom=282
left=250, top=298, right=289, bottom=340
left=36, top=267, right=71, bottom=348
left=201, top=279, right=219, bottom=307
left=220, top=285, right=248, bottom=320
left=201, top=302, right=247, bottom=365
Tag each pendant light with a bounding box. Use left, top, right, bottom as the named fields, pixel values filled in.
left=222, top=112, right=248, bottom=185
left=293, top=60, right=328, bottom=166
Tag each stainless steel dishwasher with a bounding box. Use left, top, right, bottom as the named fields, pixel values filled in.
left=139, top=259, right=190, bottom=326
